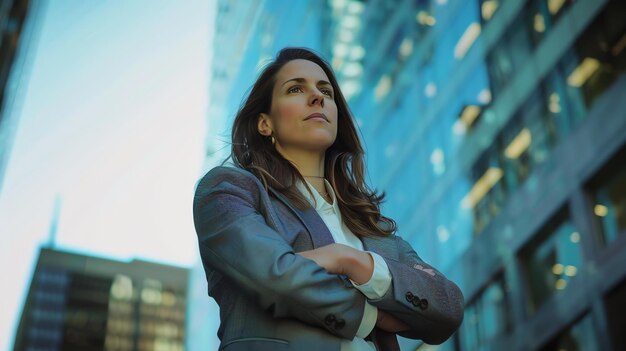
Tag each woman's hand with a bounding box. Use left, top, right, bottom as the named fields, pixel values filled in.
left=297, top=243, right=374, bottom=284
left=299, top=245, right=411, bottom=333
left=376, top=310, right=410, bottom=332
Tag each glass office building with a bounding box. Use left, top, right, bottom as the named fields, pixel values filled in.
left=340, top=0, right=625, bottom=350
left=199, top=0, right=331, bottom=172
left=192, top=0, right=626, bottom=350
left=14, top=248, right=189, bottom=351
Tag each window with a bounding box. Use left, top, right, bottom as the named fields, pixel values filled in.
left=605, top=279, right=626, bottom=350
left=542, top=66, right=587, bottom=138
left=520, top=89, right=555, bottom=167
left=520, top=210, right=583, bottom=315
left=539, top=313, right=600, bottom=351
left=459, top=274, right=512, bottom=350
left=468, top=144, right=507, bottom=234
left=486, top=8, right=533, bottom=99
left=526, top=0, right=575, bottom=47
left=486, top=39, right=513, bottom=95
left=587, top=145, right=626, bottom=247
left=479, top=0, right=500, bottom=24
left=499, top=109, right=533, bottom=192
left=560, top=0, right=626, bottom=109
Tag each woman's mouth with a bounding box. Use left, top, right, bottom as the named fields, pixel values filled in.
left=304, top=113, right=329, bottom=122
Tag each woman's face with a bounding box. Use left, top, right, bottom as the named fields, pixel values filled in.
left=258, top=59, right=338, bottom=154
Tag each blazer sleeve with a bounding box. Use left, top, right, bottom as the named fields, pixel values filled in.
left=368, top=235, right=464, bottom=345
left=193, top=167, right=366, bottom=340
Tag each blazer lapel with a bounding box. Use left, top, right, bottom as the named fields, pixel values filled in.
left=268, top=188, right=335, bottom=248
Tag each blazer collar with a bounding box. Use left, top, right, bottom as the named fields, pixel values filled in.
left=268, top=187, right=335, bottom=248
left=268, top=187, right=398, bottom=259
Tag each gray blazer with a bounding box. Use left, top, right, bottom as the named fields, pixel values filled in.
left=193, top=166, right=464, bottom=351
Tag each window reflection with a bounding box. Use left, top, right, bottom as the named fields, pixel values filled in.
left=479, top=0, right=499, bottom=23
left=539, top=313, right=600, bottom=351
left=521, top=212, right=583, bottom=315
left=487, top=9, right=532, bottom=99
left=527, top=0, right=575, bottom=46
left=561, top=0, right=626, bottom=109
left=543, top=67, right=587, bottom=139
left=469, top=5, right=625, bottom=236
left=588, top=146, right=626, bottom=247
left=459, top=274, right=512, bottom=350
left=467, top=146, right=506, bottom=234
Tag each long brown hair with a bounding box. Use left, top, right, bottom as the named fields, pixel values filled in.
left=228, top=47, right=396, bottom=237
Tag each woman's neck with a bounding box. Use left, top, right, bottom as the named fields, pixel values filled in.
left=276, top=146, right=326, bottom=192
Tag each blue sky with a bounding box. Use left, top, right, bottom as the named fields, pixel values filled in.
left=0, top=1, right=215, bottom=347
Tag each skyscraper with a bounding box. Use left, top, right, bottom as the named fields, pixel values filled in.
left=13, top=248, right=189, bottom=351
left=339, top=0, right=626, bottom=349
left=0, top=0, right=43, bottom=193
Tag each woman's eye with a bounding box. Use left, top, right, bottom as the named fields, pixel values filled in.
left=287, top=86, right=303, bottom=93
left=321, top=89, right=333, bottom=97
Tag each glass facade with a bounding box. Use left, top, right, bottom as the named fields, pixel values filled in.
left=360, top=0, right=626, bottom=349
left=542, top=66, right=586, bottom=141
left=467, top=4, right=626, bottom=236
left=14, top=249, right=189, bottom=351
left=459, top=274, right=512, bottom=351
left=526, top=0, right=575, bottom=47
left=486, top=8, right=533, bottom=100
left=593, top=168, right=626, bottom=245
left=588, top=146, right=626, bottom=247
left=520, top=212, right=583, bottom=315
left=24, top=269, right=68, bottom=351
left=561, top=1, right=626, bottom=109
left=479, top=0, right=500, bottom=24
left=539, top=313, right=599, bottom=351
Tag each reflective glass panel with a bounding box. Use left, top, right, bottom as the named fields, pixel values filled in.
left=459, top=274, right=512, bottom=350
left=539, top=313, right=600, bottom=351
left=521, top=213, right=583, bottom=315
left=590, top=147, right=626, bottom=246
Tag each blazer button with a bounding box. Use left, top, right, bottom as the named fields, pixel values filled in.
left=411, top=298, right=420, bottom=307
left=335, top=319, right=346, bottom=330
left=420, top=299, right=429, bottom=310
left=405, top=292, right=414, bottom=303
left=325, top=314, right=336, bottom=326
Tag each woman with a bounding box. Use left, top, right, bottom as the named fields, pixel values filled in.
left=193, top=47, right=464, bottom=351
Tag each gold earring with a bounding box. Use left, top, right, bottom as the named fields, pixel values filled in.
left=271, top=135, right=275, bottom=145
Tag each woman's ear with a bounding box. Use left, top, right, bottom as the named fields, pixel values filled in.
left=257, top=113, right=273, bottom=136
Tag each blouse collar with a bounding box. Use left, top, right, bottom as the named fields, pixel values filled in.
left=295, top=178, right=340, bottom=213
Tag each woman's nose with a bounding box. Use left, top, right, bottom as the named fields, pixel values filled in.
left=309, top=91, right=325, bottom=108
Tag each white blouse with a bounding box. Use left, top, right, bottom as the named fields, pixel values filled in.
left=297, top=179, right=392, bottom=351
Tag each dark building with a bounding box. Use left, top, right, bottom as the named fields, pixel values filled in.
left=0, top=0, right=42, bottom=193
left=13, top=248, right=189, bottom=351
